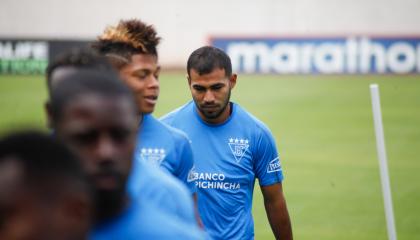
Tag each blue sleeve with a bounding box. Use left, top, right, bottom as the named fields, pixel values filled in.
left=128, top=160, right=197, bottom=225
left=175, top=134, right=197, bottom=194
left=253, top=127, right=284, bottom=186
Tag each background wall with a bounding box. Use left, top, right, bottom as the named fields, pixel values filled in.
left=1, top=0, right=419, bottom=67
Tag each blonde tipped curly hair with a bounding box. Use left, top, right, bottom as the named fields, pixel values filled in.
left=98, top=19, right=160, bottom=54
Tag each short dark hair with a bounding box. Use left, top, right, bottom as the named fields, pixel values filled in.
left=0, top=131, right=85, bottom=182
left=92, top=19, right=161, bottom=69
left=0, top=130, right=90, bottom=197
left=46, top=48, right=114, bottom=96
left=187, top=46, right=232, bottom=77
left=49, top=69, right=136, bottom=122
left=0, top=131, right=91, bottom=203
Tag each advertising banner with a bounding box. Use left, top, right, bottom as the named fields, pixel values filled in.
left=0, top=39, right=91, bottom=75
left=211, top=36, right=420, bottom=74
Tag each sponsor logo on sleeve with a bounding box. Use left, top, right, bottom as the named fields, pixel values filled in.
left=267, top=157, right=282, bottom=173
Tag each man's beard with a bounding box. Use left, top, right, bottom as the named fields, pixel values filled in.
left=93, top=187, right=127, bottom=223
left=90, top=163, right=129, bottom=223
left=196, top=90, right=231, bottom=120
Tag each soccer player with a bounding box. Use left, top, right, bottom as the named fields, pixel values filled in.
left=45, top=49, right=199, bottom=224
left=48, top=69, right=204, bottom=239
left=161, top=46, right=293, bottom=239
left=0, top=131, right=92, bottom=240
left=92, top=19, right=202, bottom=226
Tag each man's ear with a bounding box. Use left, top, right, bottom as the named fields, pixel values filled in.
left=186, top=74, right=191, bottom=86
left=45, top=100, right=53, bottom=129
left=229, top=73, right=237, bottom=90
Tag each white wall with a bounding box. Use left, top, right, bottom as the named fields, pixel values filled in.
left=1, top=0, right=419, bottom=67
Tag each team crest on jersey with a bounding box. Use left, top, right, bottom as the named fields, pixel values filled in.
left=140, top=148, right=166, bottom=166
left=228, top=138, right=249, bottom=163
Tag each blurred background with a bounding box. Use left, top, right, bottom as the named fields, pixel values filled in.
left=0, top=0, right=419, bottom=239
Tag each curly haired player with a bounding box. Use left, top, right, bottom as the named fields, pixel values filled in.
left=93, top=19, right=203, bottom=228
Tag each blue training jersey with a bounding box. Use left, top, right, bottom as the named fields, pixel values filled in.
left=161, top=101, right=284, bottom=240
left=90, top=196, right=204, bottom=240
left=127, top=157, right=197, bottom=225
left=134, top=114, right=196, bottom=193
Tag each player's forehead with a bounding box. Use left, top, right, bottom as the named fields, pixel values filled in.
left=189, top=68, right=228, bottom=85
left=127, top=53, right=160, bottom=71
left=60, top=94, right=137, bottom=129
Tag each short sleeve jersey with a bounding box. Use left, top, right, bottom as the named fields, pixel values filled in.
left=133, top=114, right=196, bottom=193
left=90, top=196, right=204, bottom=240
left=161, top=101, right=284, bottom=240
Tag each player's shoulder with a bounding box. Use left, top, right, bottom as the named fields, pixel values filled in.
left=156, top=119, right=191, bottom=143
left=234, top=102, right=273, bottom=135
left=143, top=114, right=189, bottom=143
left=160, top=101, right=194, bottom=125
left=165, top=123, right=191, bottom=144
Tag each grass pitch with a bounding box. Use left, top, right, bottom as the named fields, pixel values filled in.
left=0, top=73, right=419, bottom=239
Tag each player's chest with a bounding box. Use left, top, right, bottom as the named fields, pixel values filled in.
left=191, top=131, right=255, bottom=179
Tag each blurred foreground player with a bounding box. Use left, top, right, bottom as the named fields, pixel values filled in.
left=162, top=46, right=293, bottom=240
left=45, top=49, right=200, bottom=225
left=48, top=69, right=204, bottom=239
left=0, top=131, right=92, bottom=240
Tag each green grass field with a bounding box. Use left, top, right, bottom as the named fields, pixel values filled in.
left=0, top=74, right=419, bottom=239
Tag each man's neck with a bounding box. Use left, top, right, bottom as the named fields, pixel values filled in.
left=95, top=192, right=129, bottom=224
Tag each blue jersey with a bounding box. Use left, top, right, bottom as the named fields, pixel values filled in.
left=161, top=101, right=284, bottom=240
left=90, top=196, right=204, bottom=240
left=134, top=114, right=196, bottom=193
left=127, top=157, right=197, bottom=225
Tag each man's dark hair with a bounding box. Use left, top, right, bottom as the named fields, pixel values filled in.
left=187, top=46, right=232, bottom=77
left=46, top=48, right=114, bottom=95
left=92, top=19, right=161, bottom=70
left=0, top=131, right=86, bottom=181
left=0, top=131, right=91, bottom=227
left=49, top=69, right=136, bottom=122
